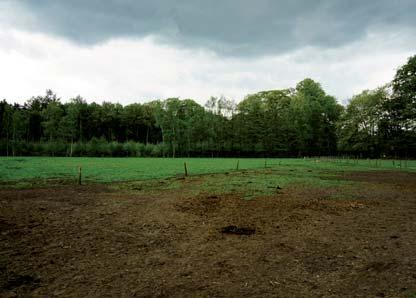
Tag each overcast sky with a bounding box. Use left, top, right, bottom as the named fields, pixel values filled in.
left=0, top=0, right=415, bottom=105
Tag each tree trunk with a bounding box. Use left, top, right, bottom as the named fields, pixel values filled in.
left=172, top=141, right=176, bottom=158
left=6, top=131, right=9, bottom=157
left=70, top=140, right=73, bottom=157
left=79, top=118, right=83, bottom=143
left=12, top=124, right=16, bottom=156
left=160, top=126, right=165, bottom=157
left=146, top=127, right=149, bottom=145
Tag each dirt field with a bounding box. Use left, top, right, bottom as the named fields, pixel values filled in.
left=1, top=171, right=416, bottom=297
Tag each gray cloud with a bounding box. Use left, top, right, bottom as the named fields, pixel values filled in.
left=4, top=0, right=416, bottom=56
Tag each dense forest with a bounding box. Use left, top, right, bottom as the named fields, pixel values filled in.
left=1, top=55, right=415, bottom=158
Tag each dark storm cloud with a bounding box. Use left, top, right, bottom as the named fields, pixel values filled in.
left=8, top=0, right=416, bottom=55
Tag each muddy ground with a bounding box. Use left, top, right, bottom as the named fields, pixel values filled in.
left=1, top=171, right=416, bottom=297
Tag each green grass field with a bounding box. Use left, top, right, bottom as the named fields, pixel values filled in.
left=1, top=157, right=414, bottom=186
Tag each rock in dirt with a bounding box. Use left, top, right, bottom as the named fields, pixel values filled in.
left=221, top=225, right=255, bottom=235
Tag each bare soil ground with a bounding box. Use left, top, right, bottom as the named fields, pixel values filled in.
left=1, top=171, right=416, bottom=297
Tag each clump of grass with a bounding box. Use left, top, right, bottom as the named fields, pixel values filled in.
left=111, top=166, right=362, bottom=200
left=112, top=178, right=183, bottom=194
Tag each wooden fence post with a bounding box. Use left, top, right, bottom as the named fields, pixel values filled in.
left=236, top=160, right=239, bottom=171
left=78, top=166, right=82, bottom=185
left=184, top=162, right=188, bottom=177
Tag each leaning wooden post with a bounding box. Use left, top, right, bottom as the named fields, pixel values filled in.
left=184, top=162, right=188, bottom=177
left=236, top=160, right=239, bottom=171
left=78, top=166, right=82, bottom=185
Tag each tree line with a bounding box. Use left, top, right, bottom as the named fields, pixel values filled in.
left=1, top=55, right=415, bottom=158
